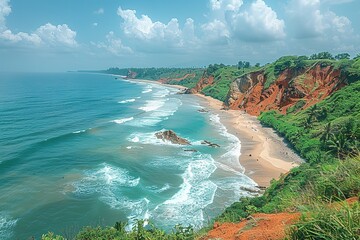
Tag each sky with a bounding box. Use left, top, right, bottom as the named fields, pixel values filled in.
left=0, top=0, right=359, bottom=72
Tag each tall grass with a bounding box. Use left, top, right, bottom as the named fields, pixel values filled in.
left=288, top=201, right=360, bottom=240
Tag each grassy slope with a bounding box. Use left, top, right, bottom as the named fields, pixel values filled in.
left=201, top=66, right=261, bottom=101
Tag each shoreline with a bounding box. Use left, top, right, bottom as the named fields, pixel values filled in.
left=115, top=76, right=303, bottom=187
left=195, top=94, right=303, bottom=187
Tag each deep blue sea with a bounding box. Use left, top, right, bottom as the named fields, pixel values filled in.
left=0, top=72, right=256, bottom=239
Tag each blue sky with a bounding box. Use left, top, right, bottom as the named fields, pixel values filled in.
left=1, top=0, right=359, bottom=72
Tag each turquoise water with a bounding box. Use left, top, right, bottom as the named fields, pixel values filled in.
left=0, top=73, right=256, bottom=239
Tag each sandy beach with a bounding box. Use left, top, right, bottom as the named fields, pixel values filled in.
left=118, top=77, right=303, bottom=187
left=195, top=94, right=303, bottom=187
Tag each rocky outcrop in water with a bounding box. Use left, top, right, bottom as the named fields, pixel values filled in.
left=201, top=140, right=220, bottom=148
left=155, top=130, right=191, bottom=145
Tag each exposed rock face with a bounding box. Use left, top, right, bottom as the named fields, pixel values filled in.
left=155, top=130, right=191, bottom=145
left=224, top=64, right=346, bottom=116
left=187, top=71, right=214, bottom=94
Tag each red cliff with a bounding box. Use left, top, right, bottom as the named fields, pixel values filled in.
left=221, top=64, right=346, bottom=115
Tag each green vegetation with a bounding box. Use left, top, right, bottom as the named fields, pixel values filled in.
left=41, top=221, right=196, bottom=240
left=202, top=66, right=238, bottom=101
left=202, top=64, right=261, bottom=101
left=216, top=156, right=360, bottom=220
left=289, top=201, right=360, bottom=240
left=259, top=80, right=360, bottom=163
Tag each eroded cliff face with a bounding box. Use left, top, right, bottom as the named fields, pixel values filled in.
left=223, top=64, right=346, bottom=116
left=187, top=71, right=214, bottom=94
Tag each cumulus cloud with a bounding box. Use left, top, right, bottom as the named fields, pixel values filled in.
left=0, top=29, right=41, bottom=44
left=229, top=0, right=286, bottom=41
left=201, top=19, right=230, bottom=44
left=0, top=0, right=11, bottom=31
left=287, top=0, right=353, bottom=39
left=35, top=23, right=77, bottom=47
left=117, top=7, right=198, bottom=50
left=0, top=0, right=77, bottom=47
left=95, top=31, right=132, bottom=55
left=204, top=0, right=285, bottom=42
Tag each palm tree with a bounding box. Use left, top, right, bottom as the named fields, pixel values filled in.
left=326, top=132, right=350, bottom=159
left=320, top=122, right=332, bottom=143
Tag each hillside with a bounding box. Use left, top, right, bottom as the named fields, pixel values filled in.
left=110, top=56, right=359, bottom=119
left=47, top=55, right=360, bottom=239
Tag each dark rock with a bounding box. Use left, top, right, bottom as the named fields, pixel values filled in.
left=155, top=130, right=191, bottom=145
left=183, top=149, right=198, bottom=152
left=201, top=140, right=220, bottom=148
left=240, top=186, right=262, bottom=194
left=255, top=185, right=267, bottom=190
left=176, top=88, right=188, bottom=94
left=197, top=108, right=209, bottom=113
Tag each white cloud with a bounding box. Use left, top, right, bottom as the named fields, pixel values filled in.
left=204, top=0, right=285, bottom=42
left=94, top=8, right=104, bottom=15
left=117, top=7, right=198, bottom=50
left=287, top=0, right=353, bottom=39
left=117, top=7, right=181, bottom=42
left=210, top=0, right=243, bottom=11
left=230, top=0, right=286, bottom=41
left=35, top=23, right=77, bottom=47
left=0, top=29, right=41, bottom=44
left=93, top=22, right=98, bottom=27
left=201, top=19, right=230, bottom=43
left=0, top=0, right=11, bottom=31
left=0, top=1, right=78, bottom=48
left=95, top=31, right=132, bottom=55
left=1, top=23, right=77, bottom=47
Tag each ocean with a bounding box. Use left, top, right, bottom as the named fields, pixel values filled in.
left=0, top=72, right=256, bottom=239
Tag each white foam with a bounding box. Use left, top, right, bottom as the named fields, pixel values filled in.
left=139, top=100, right=166, bottom=112
left=129, top=136, right=139, bottom=143
left=73, top=163, right=140, bottom=197
left=118, top=98, right=136, bottom=104
left=209, top=114, right=244, bottom=173
left=73, top=130, right=86, bottom=134
left=130, top=98, right=181, bottom=127
left=0, top=213, right=17, bottom=240
left=147, top=183, right=171, bottom=193
left=112, top=117, right=134, bottom=124
left=151, top=156, right=217, bottom=228
left=152, top=89, right=170, bottom=98
left=142, top=88, right=153, bottom=94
